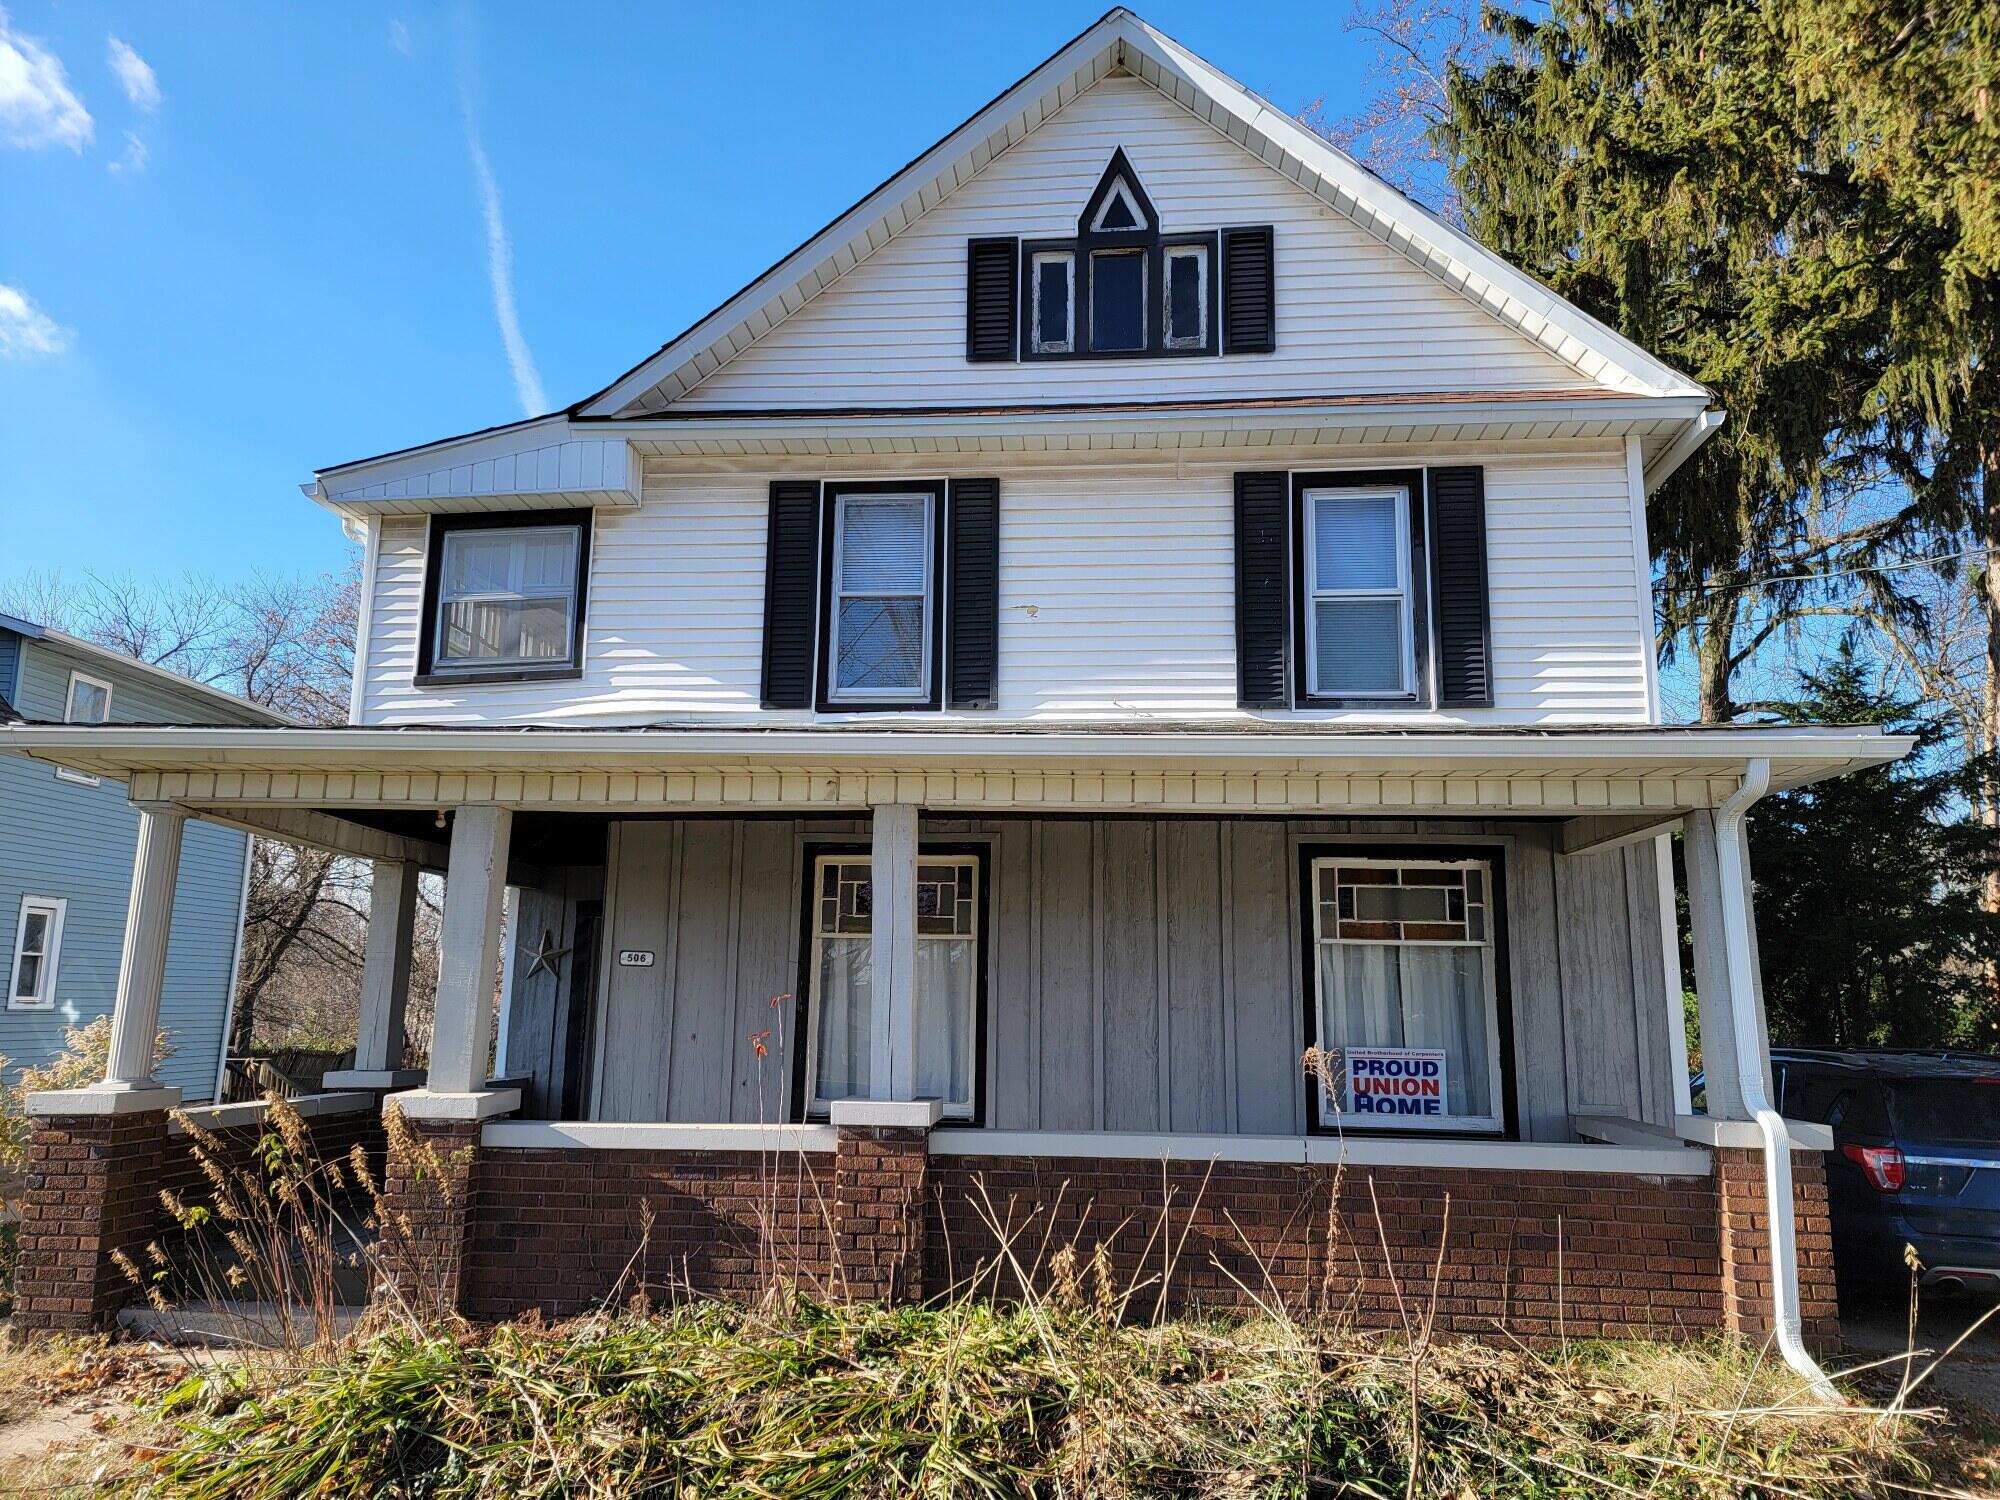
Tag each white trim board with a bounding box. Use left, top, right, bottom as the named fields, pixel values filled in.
left=483, top=1120, right=840, bottom=1153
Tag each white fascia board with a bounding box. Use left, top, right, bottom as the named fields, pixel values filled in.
left=307, top=420, right=641, bottom=520
left=0, top=723, right=1916, bottom=781
left=593, top=394, right=1710, bottom=452
left=1642, top=408, right=1728, bottom=492
left=581, top=10, right=1709, bottom=420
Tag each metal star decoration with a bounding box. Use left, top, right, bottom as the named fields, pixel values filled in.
left=523, top=928, right=575, bottom=980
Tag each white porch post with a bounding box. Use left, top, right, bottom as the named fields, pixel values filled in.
left=397, top=805, right=518, bottom=1120
left=325, top=858, right=424, bottom=1091
left=870, top=803, right=920, bottom=1101
left=1683, top=808, right=1772, bottom=1122
left=101, top=805, right=189, bottom=1098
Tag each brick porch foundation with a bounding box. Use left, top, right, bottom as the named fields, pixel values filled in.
left=13, top=1113, right=1839, bottom=1348
left=11, top=1110, right=169, bottom=1332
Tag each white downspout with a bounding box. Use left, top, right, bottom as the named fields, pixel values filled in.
left=1714, top=757, right=1838, bottom=1400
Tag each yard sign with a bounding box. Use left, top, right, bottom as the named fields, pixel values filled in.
left=1344, top=1047, right=1448, bottom=1118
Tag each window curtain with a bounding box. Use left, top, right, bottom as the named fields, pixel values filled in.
left=1321, top=943, right=1490, bottom=1119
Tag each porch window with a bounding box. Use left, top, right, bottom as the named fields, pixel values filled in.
left=827, top=490, right=936, bottom=703
left=1303, top=485, right=1414, bottom=697
left=8, top=895, right=65, bottom=1010
left=1308, top=856, right=1503, bottom=1132
left=418, top=509, right=592, bottom=683
left=804, top=854, right=979, bottom=1117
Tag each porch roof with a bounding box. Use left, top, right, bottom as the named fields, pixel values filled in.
left=0, top=719, right=1909, bottom=855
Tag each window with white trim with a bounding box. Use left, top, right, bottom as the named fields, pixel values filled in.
left=804, top=854, right=979, bottom=1117
left=1308, top=857, right=1503, bottom=1132
left=1029, top=250, right=1074, bottom=355
left=8, top=895, right=66, bottom=1010
left=1162, top=242, right=1209, bottom=349
left=427, top=515, right=587, bottom=677
left=57, top=669, right=112, bottom=785
left=1303, top=485, right=1415, bottom=697
left=828, top=491, right=935, bottom=702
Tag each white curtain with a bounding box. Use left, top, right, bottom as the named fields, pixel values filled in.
left=814, top=937, right=872, bottom=1101
left=1322, top=942, right=1491, bottom=1119
left=914, top=939, right=974, bottom=1108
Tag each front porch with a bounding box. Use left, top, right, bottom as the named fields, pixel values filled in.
left=3, top=723, right=1898, bottom=1340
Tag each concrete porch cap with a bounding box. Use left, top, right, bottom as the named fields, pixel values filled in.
left=828, top=1098, right=945, bottom=1129
left=24, top=1083, right=182, bottom=1118
left=387, top=1086, right=521, bottom=1122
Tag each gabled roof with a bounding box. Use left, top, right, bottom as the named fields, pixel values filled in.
left=0, top=612, right=299, bottom=727
left=577, top=8, right=1708, bottom=418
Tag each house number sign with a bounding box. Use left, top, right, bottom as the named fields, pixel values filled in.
left=617, top=950, right=655, bottom=968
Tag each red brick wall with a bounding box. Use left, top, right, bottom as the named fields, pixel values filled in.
left=1716, top=1147, right=1840, bottom=1348
left=12, top=1111, right=168, bottom=1331
left=464, top=1147, right=836, bottom=1320
left=835, top=1127, right=928, bottom=1303
left=926, top=1156, right=1731, bottom=1339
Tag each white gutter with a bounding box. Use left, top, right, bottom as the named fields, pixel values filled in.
left=1715, top=757, right=1837, bottom=1400
left=1642, top=408, right=1726, bottom=493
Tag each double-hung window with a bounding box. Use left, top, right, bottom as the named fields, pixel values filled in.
left=419, top=510, right=591, bottom=683
left=58, top=670, right=112, bottom=785
left=1303, top=483, right=1416, bottom=698
left=8, top=895, right=65, bottom=1011
left=824, top=486, right=939, bottom=706
left=803, top=853, right=980, bottom=1117
left=1307, top=856, right=1504, bottom=1132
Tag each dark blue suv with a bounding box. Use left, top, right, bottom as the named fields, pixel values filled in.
left=1770, top=1049, right=2000, bottom=1294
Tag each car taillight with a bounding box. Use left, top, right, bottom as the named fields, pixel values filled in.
left=1842, top=1143, right=1906, bottom=1192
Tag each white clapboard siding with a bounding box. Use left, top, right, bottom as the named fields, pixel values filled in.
left=660, top=76, right=1592, bottom=412
left=356, top=447, right=1647, bottom=726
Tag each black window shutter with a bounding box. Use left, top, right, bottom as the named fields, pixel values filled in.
left=1233, top=471, right=1290, bottom=708
left=1427, top=466, right=1493, bottom=708
left=1221, top=226, right=1275, bottom=354
left=760, top=481, right=821, bottom=708
left=947, top=478, right=1000, bottom=708
left=965, top=238, right=1019, bottom=362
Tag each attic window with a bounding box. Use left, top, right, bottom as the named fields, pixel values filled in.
left=980, top=149, right=1256, bottom=364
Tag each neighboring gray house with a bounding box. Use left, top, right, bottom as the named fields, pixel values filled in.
left=0, top=614, right=287, bottom=1101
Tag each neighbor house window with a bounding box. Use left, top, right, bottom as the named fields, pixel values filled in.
left=803, top=854, right=980, bottom=1117
left=417, top=510, right=591, bottom=682
left=57, top=670, right=112, bottom=785
left=1307, top=857, right=1504, bottom=1132
left=823, top=486, right=939, bottom=705
left=1162, top=243, right=1209, bottom=349
left=8, top=895, right=66, bottom=1010
left=1030, top=250, right=1074, bottom=354
left=1303, top=485, right=1415, bottom=698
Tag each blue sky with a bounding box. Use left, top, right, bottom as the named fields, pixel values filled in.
left=0, top=3, right=1380, bottom=582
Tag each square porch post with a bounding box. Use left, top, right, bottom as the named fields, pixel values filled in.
left=324, top=857, right=424, bottom=1091
left=870, top=802, right=920, bottom=1101
left=14, top=804, right=188, bottom=1331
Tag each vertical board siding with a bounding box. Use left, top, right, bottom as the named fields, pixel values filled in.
left=572, top=816, right=1674, bottom=1142
left=0, top=640, right=254, bottom=1097
left=358, top=450, right=1646, bottom=726
left=660, top=77, right=1591, bottom=410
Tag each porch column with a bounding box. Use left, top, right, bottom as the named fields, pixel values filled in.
left=416, top=805, right=514, bottom=1103
left=103, top=805, right=189, bottom=1095
left=1683, top=808, right=1770, bottom=1121
left=325, top=858, right=424, bottom=1090
left=870, top=802, right=920, bottom=1102
left=14, top=805, right=186, bottom=1331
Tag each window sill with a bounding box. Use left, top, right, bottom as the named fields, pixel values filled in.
left=814, top=699, right=942, bottom=715
left=413, top=666, right=584, bottom=689
left=1294, top=694, right=1427, bottom=710
left=6, top=1000, right=55, bottom=1012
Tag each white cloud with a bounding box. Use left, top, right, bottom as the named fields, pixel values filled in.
left=105, top=36, right=159, bottom=111
left=0, top=8, right=92, bottom=150
left=0, top=283, right=73, bottom=359
left=108, top=126, right=146, bottom=173
left=464, top=123, right=548, bottom=416
left=388, top=20, right=413, bottom=57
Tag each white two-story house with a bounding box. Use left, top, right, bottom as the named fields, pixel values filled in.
left=10, top=12, right=1902, bottom=1367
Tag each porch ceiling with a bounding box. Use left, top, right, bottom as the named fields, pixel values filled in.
left=0, top=722, right=1910, bottom=835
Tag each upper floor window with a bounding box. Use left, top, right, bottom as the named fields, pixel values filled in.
left=416, top=509, right=592, bottom=686
left=64, top=670, right=111, bottom=723
left=825, top=486, right=938, bottom=706
left=1303, top=485, right=1415, bottom=698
